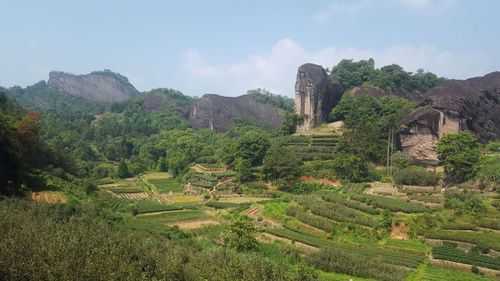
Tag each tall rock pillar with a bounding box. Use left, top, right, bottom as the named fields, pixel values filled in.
left=295, top=63, right=343, bottom=132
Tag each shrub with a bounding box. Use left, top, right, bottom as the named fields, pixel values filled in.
left=331, top=153, right=372, bottom=182
left=445, top=191, right=486, bottom=214
left=393, top=165, right=439, bottom=186
left=289, top=182, right=328, bottom=194
left=476, top=155, right=500, bottom=188
left=391, top=151, right=411, bottom=170
left=437, top=132, right=480, bottom=184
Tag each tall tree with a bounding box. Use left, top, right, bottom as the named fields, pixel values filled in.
left=437, top=132, right=480, bottom=184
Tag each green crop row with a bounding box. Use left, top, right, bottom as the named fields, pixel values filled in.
left=311, top=247, right=410, bottom=281
left=478, top=219, right=500, bottom=231
left=351, top=194, right=428, bottom=213
left=109, top=187, right=144, bottom=194
left=433, top=245, right=500, bottom=270
left=321, top=192, right=380, bottom=215
left=266, top=227, right=424, bottom=269
left=205, top=201, right=250, bottom=209
left=441, top=222, right=478, bottom=231
left=415, top=265, right=492, bottom=281
left=408, top=194, right=443, bottom=204
left=286, top=205, right=337, bottom=232
left=426, top=230, right=500, bottom=252
left=148, top=178, right=184, bottom=193
left=297, top=197, right=379, bottom=228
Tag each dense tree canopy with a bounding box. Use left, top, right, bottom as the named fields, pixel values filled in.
left=263, top=144, right=302, bottom=187
left=329, top=58, right=442, bottom=93
left=437, top=132, right=481, bottom=184
left=332, top=95, right=415, bottom=163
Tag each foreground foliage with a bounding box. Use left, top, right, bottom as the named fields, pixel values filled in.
left=0, top=199, right=314, bottom=281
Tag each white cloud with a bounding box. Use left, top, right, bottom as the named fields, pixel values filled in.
left=179, top=38, right=495, bottom=97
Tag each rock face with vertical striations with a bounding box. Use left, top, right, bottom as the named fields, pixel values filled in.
left=189, top=94, right=284, bottom=132
left=399, top=72, right=500, bottom=163
left=47, top=70, right=139, bottom=103
left=294, top=63, right=343, bottom=132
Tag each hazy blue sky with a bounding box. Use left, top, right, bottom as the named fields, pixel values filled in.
left=1, top=0, right=499, bottom=97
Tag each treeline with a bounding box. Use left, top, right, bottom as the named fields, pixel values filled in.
left=0, top=92, right=74, bottom=195
left=329, top=58, right=443, bottom=93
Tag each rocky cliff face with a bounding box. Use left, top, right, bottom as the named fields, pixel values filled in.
left=47, top=70, right=139, bottom=103
left=400, top=72, right=500, bottom=163
left=189, top=94, right=284, bottom=132
left=295, top=63, right=343, bottom=132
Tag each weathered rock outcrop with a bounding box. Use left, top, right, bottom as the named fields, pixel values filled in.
left=47, top=70, right=139, bottom=103
left=189, top=94, right=284, bottom=132
left=295, top=63, right=343, bottom=132
left=400, top=72, right=500, bottom=163
left=400, top=107, right=462, bottom=164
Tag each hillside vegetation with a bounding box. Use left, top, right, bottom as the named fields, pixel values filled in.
left=1, top=59, right=500, bottom=281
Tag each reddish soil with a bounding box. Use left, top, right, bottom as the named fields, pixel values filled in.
left=300, top=176, right=339, bottom=187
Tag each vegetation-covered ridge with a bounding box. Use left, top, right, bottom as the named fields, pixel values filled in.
left=1, top=57, right=500, bottom=281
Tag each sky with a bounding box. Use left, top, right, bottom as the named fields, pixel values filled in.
left=1, top=0, right=499, bottom=97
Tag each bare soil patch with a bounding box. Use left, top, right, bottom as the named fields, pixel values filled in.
left=31, top=191, right=67, bottom=204
left=170, top=219, right=219, bottom=230
left=300, top=176, right=339, bottom=187
left=218, top=196, right=271, bottom=204
left=391, top=222, right=409, bottom=240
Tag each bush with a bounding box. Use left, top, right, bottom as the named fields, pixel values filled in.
left=331, top=153, right=372, bottom=182
left=391, top=151, right=411, bottom=170
left=289, top=182, right=328, bottom=194
left=476, top=155, right=500, bottom=188
left=437, top=132, right=480, bottom=184
left=1, top=199, right=309, bottom=281
left=445, top=191, right=486, bottom=214
left=393, top=165, right=439, bottom=186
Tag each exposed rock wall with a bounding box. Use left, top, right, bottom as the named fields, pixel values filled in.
left=399, top=107, right=461, bottom=164
left=189, top=94, right=283, bottom=132
left=47, top=70, right=139, bottom=103
left=400, top=71, right=500, bottom=163
left=295, top=63, right=343, bottom=132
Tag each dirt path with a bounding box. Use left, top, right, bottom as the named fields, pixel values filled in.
left=136, top=209, right=187, bottom=217
left=258, top=233, right=318, bottom=254
left=170, top=219, right=220, bottom=230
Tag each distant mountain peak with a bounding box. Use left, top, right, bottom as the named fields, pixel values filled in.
left=47, top=70, right=139, bottom=103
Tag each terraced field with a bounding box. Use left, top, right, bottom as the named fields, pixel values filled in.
left=99, top=178, right=149, bottom=199
left=94, top=169, right=500, bottom=281
left=143, top=172, right=184, bottom=193
left=409, top=265, right=494, bottom=281
left=285, top=135, right=339, bottom=161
